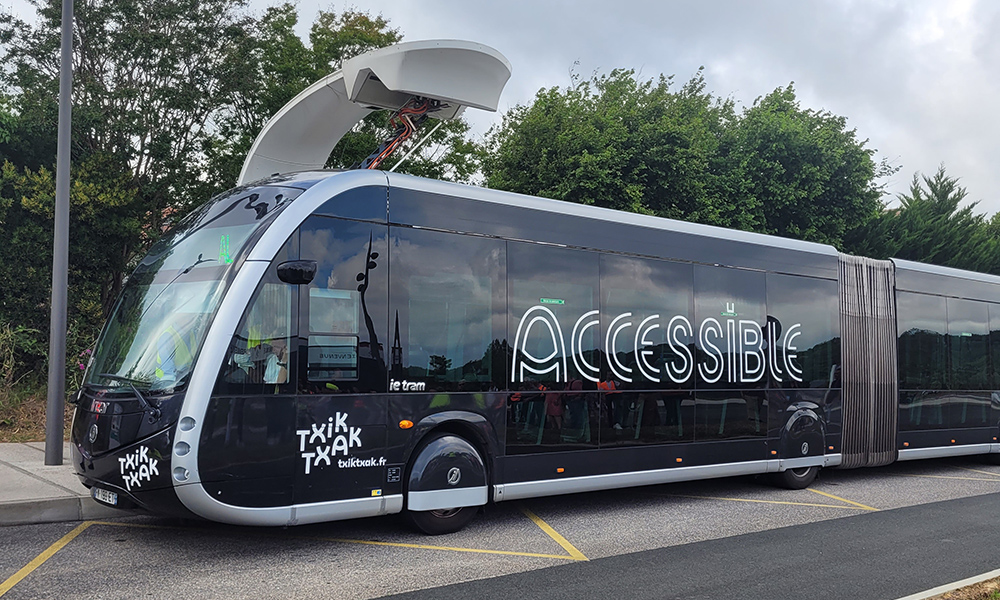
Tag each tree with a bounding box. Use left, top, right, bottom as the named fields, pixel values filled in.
left=482, top=71, right=890, bottom=248
left=0, top=0, right=261, bottom=382
left=207, top=4, right=480, bottom=189
left=845, top=166, right=997, bottom=274
left=2, top=0, right=259, bottom=206
left=0, top=96, right=15, bottom=146
left=0, top=0, right=260, bottom=317
left=483, top=69, right=738, bottom=223
left=428, top=355, right=452, bottom=376
left=727, top=85, right=890, bottom=246
left=0, top=156, right=139, bottom=379
left=204, top=4, right=400, bottom=188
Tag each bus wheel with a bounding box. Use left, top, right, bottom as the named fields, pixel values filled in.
left=404, top=433, right=487, bottom=535
left=769, top=466, right=819, bottom=490
left=406, top=505, right=478, bottom=535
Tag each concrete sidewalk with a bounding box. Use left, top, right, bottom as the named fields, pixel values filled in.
left=0, top=442, right=121, bottom=526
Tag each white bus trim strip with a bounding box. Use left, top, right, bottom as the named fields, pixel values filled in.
left=897, top=444, right=993, bottom=461
left=495, top=460, right=771, bottom=502
left=170, top=488, right=402, bottom=527
left=494, top=456, right=843, bottom=502
left=408, top=486, right=488, bottom=511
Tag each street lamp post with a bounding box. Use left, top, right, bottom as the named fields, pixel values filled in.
left=45, top=0, right=74, bottom=465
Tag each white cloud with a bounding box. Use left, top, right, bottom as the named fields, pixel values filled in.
left=9, top=0, right=1000, bottom=214
left=317, top=0, right=1000, bottom=214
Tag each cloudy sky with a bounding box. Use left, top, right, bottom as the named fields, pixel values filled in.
left=6, top=0, right=998, bottom=215
left=275, top=0, right=999, bottom=215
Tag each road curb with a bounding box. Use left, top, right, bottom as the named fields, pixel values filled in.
left=0, top=497, right=122, bottom=526
left=893, top=567, right=1000, bottom=600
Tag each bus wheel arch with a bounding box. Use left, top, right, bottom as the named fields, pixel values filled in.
left=403, top=429, right=488, bottom=535
left=426, top=420, right=493, bottom=482
left=778, top=404, right=826, bottom=460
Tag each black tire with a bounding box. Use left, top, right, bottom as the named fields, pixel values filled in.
left=769, top=466, right=819, bottom=490
left=405, top=505, right=478, bottom=535
left=404, top=432, right=485, bottom=535
left=984, top=453, right=1000, bottom=465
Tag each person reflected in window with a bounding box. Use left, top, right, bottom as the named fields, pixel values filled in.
left=545, top=383, right=564, bottom=430
left=228, top=328, right=288, bottom=385
left=263, top=338, right=288, bottom=384
left=155, top=314, right=198, bottom=385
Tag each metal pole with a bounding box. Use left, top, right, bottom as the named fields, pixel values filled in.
left=45, top=0, right=74, bottom=465
left=389, top=120, right=444, bottom=172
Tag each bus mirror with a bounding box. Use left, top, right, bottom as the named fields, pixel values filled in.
left=277, top=260, right=317, bottom=285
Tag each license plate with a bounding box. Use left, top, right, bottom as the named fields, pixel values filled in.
left=92, top=488, right=118, bottom=506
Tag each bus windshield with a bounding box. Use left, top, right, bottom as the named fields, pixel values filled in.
left=85, top=184, right=303, bottom=391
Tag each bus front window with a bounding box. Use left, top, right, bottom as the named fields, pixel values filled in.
left=85, top=184, right=303, bottom=391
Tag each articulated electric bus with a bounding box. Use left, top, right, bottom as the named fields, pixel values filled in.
left=70, top=167, right=1000, bottom=534
left=69, top=39, right=1000, bottom=534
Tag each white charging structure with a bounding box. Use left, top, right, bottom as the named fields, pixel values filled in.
left=238, top=40, right=512, bottom=185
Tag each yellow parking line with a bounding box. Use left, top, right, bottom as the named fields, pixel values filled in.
left=92, top=520, right=171, bottom=529
left=807, top=488, right=878, bottom=511
left=314, top=535, right=580, bottom=561
left=0, top=521, right=94, bottom=598
left=899, top=474, right=1000, bottom=482
left=953, top=466, right=1000, bottom=478
left=95, top=520, right=580, bottom=562
left=662, top=493, right=871, bottom=511
left=520, top=506, right=588, bottom=561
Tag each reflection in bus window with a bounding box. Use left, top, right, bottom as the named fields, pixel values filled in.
left=509, top=243, right=600, bottom=386
left=220, top=280, right=294, bottom=394
left=897, top=292, right=948, bottom=391
left=765, top=273, right=840, bottom=388
left=947, top=297, right=989, bottom=390
left=300, top=216, right=388, bottom=394
left=390, top=227, right=506, bottom=392
left=694, top=265, right=767, bottom=390
left=598, top=255, right=695, bottom=447
left=506, top=243, right=600, bottom=452
left=600, top=254, right=694, bottom=392
left=694, top=391, right=766, bottom=440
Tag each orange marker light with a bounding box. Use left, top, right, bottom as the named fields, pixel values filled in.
left=556, top=467, right=565, bottom=473
left=951, top=439, right=956, bottom=444
left=828, top=446, right=834, bottom=451
left=675, top=458, right=683, bottom=463
left=398, top=420, right=414, bottom=429
left=771, top=450, right=777, bottom=455
left=903, top=442, right=909, bottom=447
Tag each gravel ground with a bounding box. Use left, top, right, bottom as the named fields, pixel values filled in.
left=2, top=456, right=999, bottom=599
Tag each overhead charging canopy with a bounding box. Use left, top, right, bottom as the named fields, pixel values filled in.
left=238, top=40, right=512, bottom=185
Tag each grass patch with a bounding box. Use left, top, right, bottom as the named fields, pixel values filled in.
left=0, top=383, right=73, bottom=443
left=930, top=577, right=1000, bottom=599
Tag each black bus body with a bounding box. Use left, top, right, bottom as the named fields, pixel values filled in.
left=70, top=169, right=1000, bottom=533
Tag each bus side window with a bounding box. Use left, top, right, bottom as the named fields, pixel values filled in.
left=388, top=226, right=506, bottom=393
left=214, top=236, right=297, bottom=396
left=216, top=281, right=296, bottom=395
left=299, top=216, right=388, bottom=394
left=307, top=289, right=360, bottom=381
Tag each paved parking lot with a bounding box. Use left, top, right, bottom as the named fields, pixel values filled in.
left=3, top=456, right=1000, bottom=599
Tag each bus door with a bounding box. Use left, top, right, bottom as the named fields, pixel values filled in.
left=204, top=238, right=299, bottom=509
left=293, top=215, right=390, bottom=504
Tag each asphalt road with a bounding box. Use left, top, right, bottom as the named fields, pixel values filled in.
left=3, top=457, right=1000, bottom=599
left=379, top=492, right=1000, bottom=600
